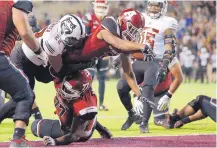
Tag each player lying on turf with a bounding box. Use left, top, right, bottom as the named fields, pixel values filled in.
left=31, top=70, right=112, bottom=146
left=170, top=95, right=216, bottom=128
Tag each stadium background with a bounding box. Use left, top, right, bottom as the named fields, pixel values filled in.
left=0, top=0, right=216, bottom=143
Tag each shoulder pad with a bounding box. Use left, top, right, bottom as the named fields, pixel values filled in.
left=42, top=23, right=65, bottom=56
left=13, top=0, right=33, bottom=13
left=101, top=16, right=120, bottom=36
left=165, top=17, right=178, bottom=31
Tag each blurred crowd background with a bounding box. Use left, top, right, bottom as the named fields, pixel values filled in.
left=32, top=0, right=216, bottom=84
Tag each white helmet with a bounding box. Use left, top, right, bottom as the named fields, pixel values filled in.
left=146, top=0, right=168, bottom=19
left=58, top=14, right=86, bottom=47
left=92, top=0, right=109, bottom=18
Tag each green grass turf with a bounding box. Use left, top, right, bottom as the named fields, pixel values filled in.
left=0, top=80, right=216, bottom=142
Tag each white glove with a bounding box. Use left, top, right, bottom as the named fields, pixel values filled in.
left=134, top=94, right=143, bottom=115
left=157, top=92, right=172, bottom=111
left=36, top=50, right=48, bottom=67
left=43, top=136, right=56, bottom=146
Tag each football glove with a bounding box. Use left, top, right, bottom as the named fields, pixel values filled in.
left=43, top=136, right=56, bottom=146
left=133, top=94, right=143, bottom=115
left=141, top=44, right=155, bottom=62
left=157, top=92, right=172, bottom=111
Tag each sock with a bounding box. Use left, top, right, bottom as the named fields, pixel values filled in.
left=13, top=128, right=25, bottom=140
left=31, top=107, right=43, bottom=120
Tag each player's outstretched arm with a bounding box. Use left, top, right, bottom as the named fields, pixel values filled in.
left=169, top=61, right=183, bottom=94
left=12, top=8, right=40, bottom=53
left=52, top=117, right=86, bottom=145
left=120, top=54, right=141, bottom=97
left=99, top=29, right=146, bottom=52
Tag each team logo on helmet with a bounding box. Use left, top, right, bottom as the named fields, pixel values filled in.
left=60, top=17, right=77, bottom=36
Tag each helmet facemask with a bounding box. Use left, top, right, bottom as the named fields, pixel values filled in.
left=147, top=0, right=168, bottom=19
left=59, top=15, right=86, bottom=47
left=122, top=22, right=143, bottom=42
left=93, top=1, right=109, bottom=18
left=58, top=80, right=83, bottom=101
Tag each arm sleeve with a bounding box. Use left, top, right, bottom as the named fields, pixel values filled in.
left=13, top=0, right=33, bottom=14
left=101, top=17, right=120, bottom=37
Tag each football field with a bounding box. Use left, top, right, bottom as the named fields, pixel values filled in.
left=0, top=80, right=216, bottom=145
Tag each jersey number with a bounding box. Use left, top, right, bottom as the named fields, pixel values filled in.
left=140, top=27, right=159, bottom=49
left=54, top=97, right=66, bottom=117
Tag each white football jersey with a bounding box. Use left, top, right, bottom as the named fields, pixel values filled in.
left=140, top=13, right=178, bottom=59
left=22, top=21, right=65, bottom=66
left=39, top=21, right=65, bottom=56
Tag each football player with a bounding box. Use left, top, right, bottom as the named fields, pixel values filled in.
left=0, top=0, right=47, bottom=147
left=31, top=70, right=112, bottom=146
left=170, top=95, right=216, bottom=128
left=22, top=9, right=155, bottom=103
left=83, top=0, right=110, bottom=111
left=134, top=58, right=183, bottom=129
left=117, top=0, right=181, bottom=133
left=0, top=13, right=49, bottom=121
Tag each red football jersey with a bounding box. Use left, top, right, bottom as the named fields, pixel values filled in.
left=154, top=72, right=172, bottom=94
left=83, top=13, right=101, bottom=34
left=64, top=17, right=121, bottom=63
left=0, top=0, right=33, bottom=56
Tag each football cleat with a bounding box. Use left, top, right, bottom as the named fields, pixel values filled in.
left=9, top=136, right=30, bottom=148
left=139, top=122, right=149, bottom=133
left=121, top=112, right=142, bottom=130
left=99, top=105, right=109, bottom=111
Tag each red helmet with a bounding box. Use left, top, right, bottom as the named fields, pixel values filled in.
left=119, top=8, right=145, bottom=42
left=55, top=70, right=92, bottom=101
left=93, top=0, right=110, bottom=17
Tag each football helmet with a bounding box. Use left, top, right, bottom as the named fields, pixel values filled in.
left=55, top=70, right=92, bottom=101
left=119, top=8, right=145, bottom=42
left=58, top=14, right=86, bottom=47
left=93, top=0, right=109, bottom=18
left=146, top=0, right=168, bottom=19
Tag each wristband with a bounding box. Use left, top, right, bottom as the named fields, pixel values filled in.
left=166, top=91, right=172, bottom=98
left=181, top=117, right=191, bottom=124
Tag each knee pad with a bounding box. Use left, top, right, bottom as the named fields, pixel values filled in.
left=13, top=93, right=34, bottom=125
left=31, top=119, right=63, bottom=138
left=188, top=95, right=205, bottom=112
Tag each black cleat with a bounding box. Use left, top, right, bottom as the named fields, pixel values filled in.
left=139, top=122, right=149, bottom=133
left=98, top=126, right=113, bottom=139
left=121, top=112, right=142, bottom=130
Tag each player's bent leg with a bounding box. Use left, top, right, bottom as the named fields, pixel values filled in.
left=199, top=95, right=216, bottom=122
left=0, top=53, right=34, bottom=147
left=31, top=119, right=64, bottom=138
left=140, top=63, right=159, bottom=133
left=117, top=79, right=142, bottom=130
left=0, top=99, right=16, bottom=123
